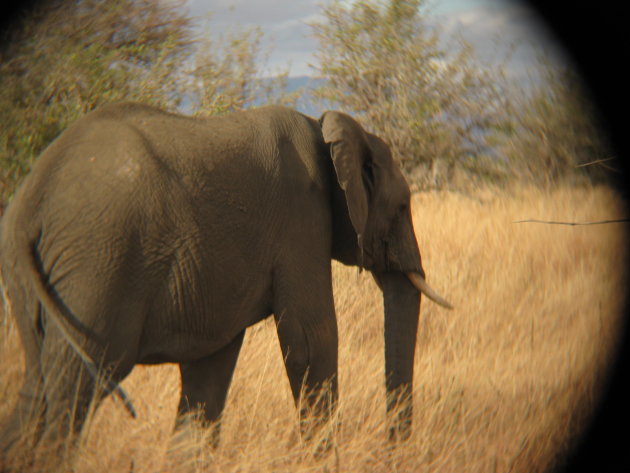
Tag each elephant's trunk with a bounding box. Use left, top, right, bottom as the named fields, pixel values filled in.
left=380, top=271, right=421, bottom=441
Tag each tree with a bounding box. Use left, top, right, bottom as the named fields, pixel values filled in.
left=0, top=0, right=295, bottom=205
left=0, top=0, right=194, bottom=203
left=311, top=0, right=510, bottom=189
left=499, top=56, right=615, bottom=187
left=189, top=26, right=297, bottom=116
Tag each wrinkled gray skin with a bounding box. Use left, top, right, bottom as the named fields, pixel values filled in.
left=0, top=103, right=450, bottom=453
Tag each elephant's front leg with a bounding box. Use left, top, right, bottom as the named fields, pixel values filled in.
left=273, top=266, right=339, bottom=446
left=177, top=330, right=245, bottom=447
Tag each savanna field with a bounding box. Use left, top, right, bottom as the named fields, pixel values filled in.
left=0, top=184, right=627, bottom=472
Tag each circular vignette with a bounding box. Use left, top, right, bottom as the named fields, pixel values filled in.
left=0, top=1, right=628, bottom=471
left=524, top=2, right=629, bottom=472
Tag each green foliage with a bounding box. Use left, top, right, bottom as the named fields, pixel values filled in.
left=0, top=0, right=294, bottom=205
left=0, top=0, right=194, bottom=203
left=0, top=0, right=614, bottom=203
left=311, top=0, right=511, bottom=189
left=188, top=27, right=297, bottom=116
left=312, top=0, right=613, bottom=190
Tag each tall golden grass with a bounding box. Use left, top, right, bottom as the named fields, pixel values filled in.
left=1, top=185, right=627, bottom=472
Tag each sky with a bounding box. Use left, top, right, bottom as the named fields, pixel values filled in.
left=185, top=0, right=564, bottom=80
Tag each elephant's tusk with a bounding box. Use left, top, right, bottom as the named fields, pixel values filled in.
left=405, top=272, right=454, bottom=310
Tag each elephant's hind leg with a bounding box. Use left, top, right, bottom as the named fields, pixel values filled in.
left=176, top=330, right=245, bottom=447
left=0, top=371, right=46, bottom=455
left=38, top=330, right=104, bottom=449
left=0, top=292, right=47, bottom=458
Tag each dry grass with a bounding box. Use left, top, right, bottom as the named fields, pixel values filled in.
left=1, top=185, right=627, bottom=472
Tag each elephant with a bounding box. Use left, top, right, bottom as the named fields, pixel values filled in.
left=0, top=103, right=451, bottom=455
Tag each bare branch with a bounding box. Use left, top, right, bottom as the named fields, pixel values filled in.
left=575, top=157, right=620, bottom=173
left=513, top=219, right=629, bottom=226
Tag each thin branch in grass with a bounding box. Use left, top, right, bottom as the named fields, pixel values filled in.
left=513, top=218, right=630, bottom=226
left=575, top=157, right=620, bottom=173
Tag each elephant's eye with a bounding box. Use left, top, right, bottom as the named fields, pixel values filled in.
left=398, top=203, right=408, bottom=213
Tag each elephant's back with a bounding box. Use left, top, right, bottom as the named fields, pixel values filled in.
left=2, top=108, right=178, bottom=264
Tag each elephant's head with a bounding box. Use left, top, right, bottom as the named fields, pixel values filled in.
left=320, top=111, right=452, bottom=440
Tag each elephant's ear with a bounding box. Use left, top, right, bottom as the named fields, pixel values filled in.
left=319, top=111, right=373, bottom=248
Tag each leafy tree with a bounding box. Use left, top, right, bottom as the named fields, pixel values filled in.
left=311, top=0, right=510, bottom=189
left=311, top=0, right=615, bottom=190
left=189, top=26, right=297, bottom=116
left=0, top=0, right=194, bottom=203
left=0, top=0, right=294, bottom=205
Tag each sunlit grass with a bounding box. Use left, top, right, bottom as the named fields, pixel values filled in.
left=1, top=184, right=626, bottom=472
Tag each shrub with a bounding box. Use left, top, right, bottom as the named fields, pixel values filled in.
left=0, top=0, right=294, bottom=205
left=311, top=0, right=511, bottom=189
left=498, top=57, right=616, bottom=187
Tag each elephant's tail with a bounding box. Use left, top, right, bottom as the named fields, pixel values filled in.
left=22, top=240, right=137, bottom=418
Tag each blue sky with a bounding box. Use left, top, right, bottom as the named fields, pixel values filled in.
left=186, top=0, right=563, bottom=79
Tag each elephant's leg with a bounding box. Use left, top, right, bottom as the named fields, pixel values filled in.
left=273, top=264, right=339, bottom=444
left=0, top=368, right=46, bottom=454
left=0, top=295, right=47, bottom=455
left=38, top=329, right=113, bottom=449
left=32, top=257, right=145, bottom=446
left=41, top=354, right=91, bottom=442
left=177, top=330, right=245, bottom=447
left=0, top=338, right=46, bottom=456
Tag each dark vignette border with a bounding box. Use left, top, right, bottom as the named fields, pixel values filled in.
left=524, top=3, right=629, bottom=472
left=1, top=1, right=628, bottom=471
